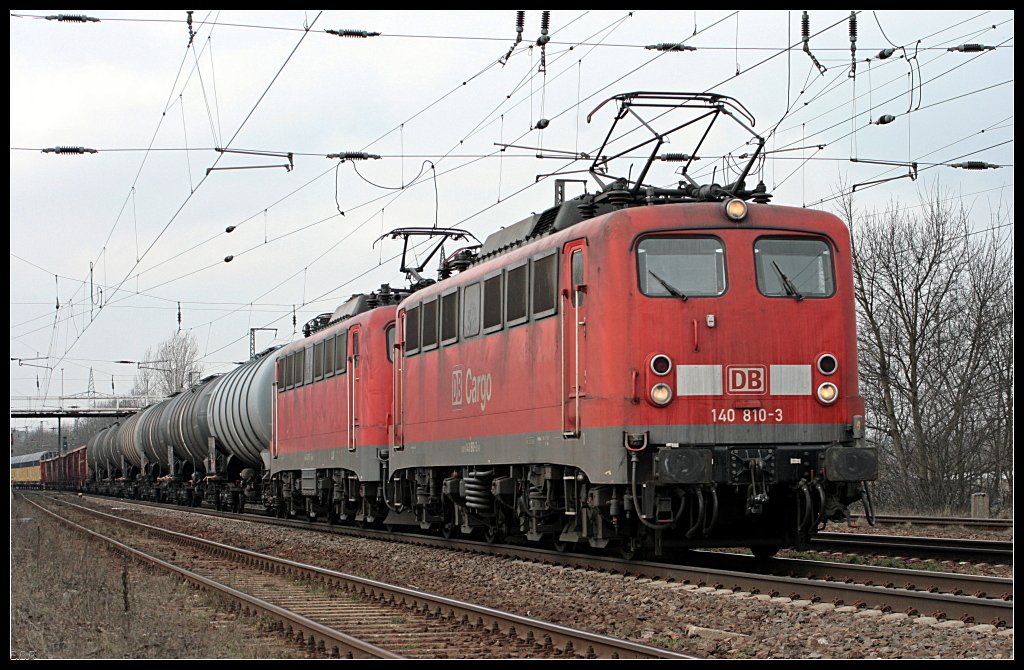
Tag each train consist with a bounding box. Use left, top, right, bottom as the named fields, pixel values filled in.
left=29, top=93, right=877, bottom=558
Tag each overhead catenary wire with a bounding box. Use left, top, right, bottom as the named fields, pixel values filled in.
left=11, top=11, right=1013, bottom=394
left=34, top=12, right=325, bottom=396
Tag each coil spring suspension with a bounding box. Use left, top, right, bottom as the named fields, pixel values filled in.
left=416, top=481, right=431, bottom=506
left=463, top=469, right=494, bottom=511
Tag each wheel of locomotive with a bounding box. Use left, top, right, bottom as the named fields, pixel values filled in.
left=440, top=521, right=456, bottom=539
left=552, top=539, right=575, bottom=553
left=484, top=526, right=503, bottom=545
left=618, top=538, right=644, bottom=561
left=234, top=494, right=244, bottom=514
left=751, top=545, right=781, bottom=560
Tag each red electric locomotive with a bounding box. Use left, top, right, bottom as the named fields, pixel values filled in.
left=383, top=93, right=877, bottom=557
left=269, top=288, right=402, bottom=524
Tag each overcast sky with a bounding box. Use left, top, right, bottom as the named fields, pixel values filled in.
left=9, top=10, right=1014, bottom=424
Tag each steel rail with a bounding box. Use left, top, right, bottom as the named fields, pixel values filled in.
left=22, top=495, right=402, bottom=659
left=38, top=495, right=696, bottom=660
left=847, top=515, right=1012, bottom=530
left=812, top=533, right=1013, bottom=562
left=63, top=494, right=1014, bottom=628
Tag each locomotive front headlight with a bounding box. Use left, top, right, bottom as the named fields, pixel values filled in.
left=816, top=382, right=839, bottom=405
left=817, top=353, right=838, bottom=375
left=724, top=198, right=748, bottom=221
left=650, top=354, right=673, bottom=376
left=650, top=383, right=673, bottom=406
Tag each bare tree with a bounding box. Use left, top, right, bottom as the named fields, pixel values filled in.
left=131, top=332, right=204, bottom=397
left=155, top=331, right=203, bottom=394
left=840, top=187, right=1013, bottom=514
left=130, top=346, right=159, bottom=397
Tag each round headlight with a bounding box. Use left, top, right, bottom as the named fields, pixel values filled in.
left=817, top=353, right=838, bottom=375
left=816, top=382, right=839, bottom=405
left=650, top=354, right=673, bottom=376
left=650, top=383, right=673, bottom=406
left=724, top=198, right=748, bottom=221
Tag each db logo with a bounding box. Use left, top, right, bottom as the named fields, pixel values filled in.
left=451, top=367, right=464, bottom=407
left=727, top=365, right=766, bottom=395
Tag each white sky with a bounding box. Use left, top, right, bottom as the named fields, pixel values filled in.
left=9, top=10, right=1014, bottom=424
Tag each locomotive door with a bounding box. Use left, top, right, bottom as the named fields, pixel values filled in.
left=347, top=326, right=361, bottom=452
left=393, top=312, right=405, bottom=449
left=561, top=240, right=588, bottom=437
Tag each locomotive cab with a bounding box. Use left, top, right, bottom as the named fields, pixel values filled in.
left=597, top=199, right=875, bottom=553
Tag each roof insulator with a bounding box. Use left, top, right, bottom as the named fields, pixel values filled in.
left=326, top=151, right=381, bottom=160
left=875, top=114, right=896, bottom=125
left=45, top=14, right=99, bottom=22
left=949, top=161, right=999, bottom=170
left=645, top=43, right=697, bottom=52
left=41, top=146, right=98, bottom=154
left=325, top=28, right=381, bottom=38
left=947, top=44, right=995, bottom=53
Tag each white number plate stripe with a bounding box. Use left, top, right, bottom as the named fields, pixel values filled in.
left=769, top=364, right=811, bottom=395
left=676, top=365, right=723, bottom=396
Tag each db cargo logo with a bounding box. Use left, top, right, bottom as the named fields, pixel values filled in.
left=452, top=366, right=493, bottom=410
left=727, top=365, right=767, bottom=395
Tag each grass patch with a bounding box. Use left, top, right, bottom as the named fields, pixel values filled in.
left=11, top=496, right=313, bottom=659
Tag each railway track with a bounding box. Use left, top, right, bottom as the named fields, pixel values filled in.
left=810, top=533, right=1013, bottom=564
left=847, top=515, right=1012, bottom=532
left=23, top=494, right=694, bottom=660
left=48, top=494, right=1013, bottom=630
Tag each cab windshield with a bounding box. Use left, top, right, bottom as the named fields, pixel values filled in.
left=637, top=237, right=726, bottom=298
left=754, top=237, right=835, bottom=298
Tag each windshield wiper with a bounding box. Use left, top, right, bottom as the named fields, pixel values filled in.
left=771, top=261, right=804, bottom=301
left=648, top=270, right=688, bottom=301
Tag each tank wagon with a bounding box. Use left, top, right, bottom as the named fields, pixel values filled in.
left=82, top=354, right=286, bottom=510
